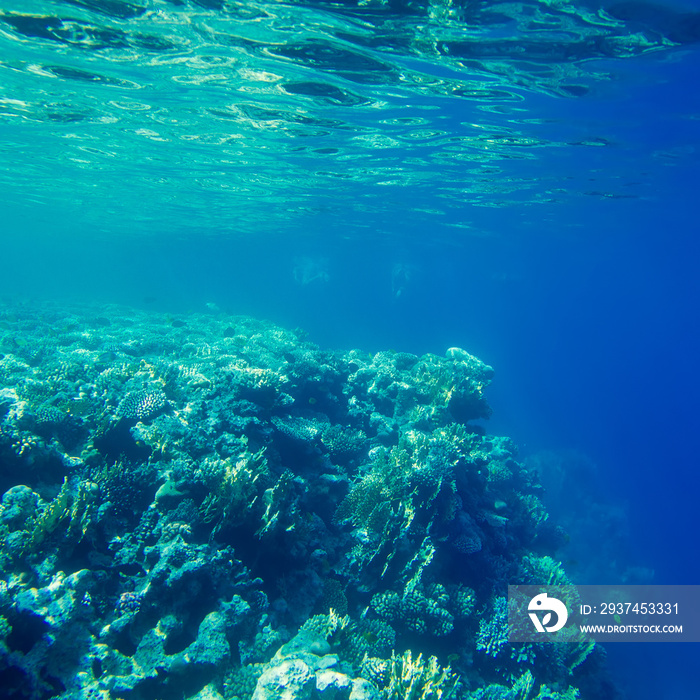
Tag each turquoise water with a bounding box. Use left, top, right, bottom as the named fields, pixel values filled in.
left=1, top=1, right=700, bottom=699
left=2, top=0, right=698, bottom=239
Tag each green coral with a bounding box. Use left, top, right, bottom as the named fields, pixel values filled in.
left=533, top=685, right=580, bottom=700
left=476, top=596, right=509, bottom=659
left=272, top=415, right=323, bottom=443
left=466, top=671, right=580, bottom=700
left=2, top=478, right=99, bottom=557
left=197, top=444, right=267, bottom=536
left=0, top=613, right=11, bottom=640
left=321, top=424, right=367, bottom=464
left=299, top=609, right=350, bottom=641
left=515, top=494, right=549, bottom=527
left=475, top=597, right=541, bottom=682
left=239, top=623, right=285, bottom=664
left=338, top=425, right=472, bottom=527
left=224, top=663, right=265, bottom=700
left=93, top=459, right=155, bottom=518
left=345, top=346, right=492, bottom=428
left=476, top=591, right=593, bottom=687
left=256, top=470, right=297, bottom=538
left=371, top=580, right=475, bottom=639
left=318, top=577, right=349, bottom=616
left=335, top=468, right=396, bottom=535
left=520, top=555, right=582, bottom=621
left=350, top=617, right=396, bottom=661
left=449, top=583, right=477, bottom=618
left=228, top=361, right=286, bottom=405
left=361, top=656, right=391, bottom=687
left=300, top=612, right=396, bottom=669
left=383, top=650, right=459, bottom=700
left=521, top=555, right=572, bottom=586
left=118, top=388, right=168, bottom=421
left=335, top=425, right=476, bottom=581
left=408, top=350, right=493, bottom=426
left=373, top=589, right=450, bottom=637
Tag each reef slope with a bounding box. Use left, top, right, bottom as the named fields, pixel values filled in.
left=0, top=301, right=602, bottom=700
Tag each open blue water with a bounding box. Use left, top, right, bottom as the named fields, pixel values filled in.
left=2, top=0, right=699, bottom=697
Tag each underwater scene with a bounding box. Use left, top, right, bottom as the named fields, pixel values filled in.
left=1, top=0, right=699, bottom=698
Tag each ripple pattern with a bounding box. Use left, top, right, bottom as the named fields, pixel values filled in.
left=0, top=0, right=694, bottom=236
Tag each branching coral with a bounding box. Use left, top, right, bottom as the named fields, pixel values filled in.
left=0, top=478, right=99, bottom=558
left=197, top=445, right=268, bottom=536
left=384, top=650, right=459, bottom=700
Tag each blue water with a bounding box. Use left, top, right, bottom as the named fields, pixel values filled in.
left=2, top=0, right=700, bottom=697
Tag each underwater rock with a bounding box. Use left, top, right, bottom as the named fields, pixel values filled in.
left=316, top=670, right=353, bottom=700
left=3, top=569, right=95, bottom=698
left=0, top=485, right=40, bottom=530
left=252, top=625, right=361, bottom=700
left=253, top=658, right=316, bottom=700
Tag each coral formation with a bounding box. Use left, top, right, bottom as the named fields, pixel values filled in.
left=118, top=389, right=169, bottom=422
left=0, top=301, right=603, bottom=700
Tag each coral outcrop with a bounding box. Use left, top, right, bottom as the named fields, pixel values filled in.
left=0, top=301, right=602, bottom=699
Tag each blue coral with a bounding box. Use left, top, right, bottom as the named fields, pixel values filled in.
left=476, top=596, right=510, bottom=658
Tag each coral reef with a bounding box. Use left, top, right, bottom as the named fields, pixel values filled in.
left=0, top=301, right=606, bottom=699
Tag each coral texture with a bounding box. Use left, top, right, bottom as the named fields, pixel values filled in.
left=0, top=301, right=598, bottom=700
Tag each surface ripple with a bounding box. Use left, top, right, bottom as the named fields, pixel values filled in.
left=0, top=0, right=697, bottom=236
